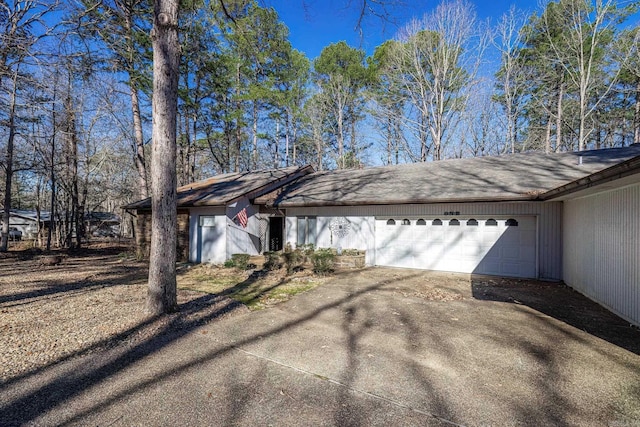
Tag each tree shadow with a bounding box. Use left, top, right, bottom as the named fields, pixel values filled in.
left=0, top=271, right=430, bottom=426
left=3, top=267, right=639, bottom=426
left=471, top=276, right=640, bottom=355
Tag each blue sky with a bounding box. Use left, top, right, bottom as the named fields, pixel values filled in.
left=265, top=0, right=538, bottom=59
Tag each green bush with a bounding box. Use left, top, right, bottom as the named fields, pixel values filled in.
left=312, top=248, right=335, bottom=275
left=223, top=259, right=236, bottom=268
left=229, top=253, right=251, bottom=270
left=263, top=251, right=282, bottom=271
left=282, top=249, right=304, bottom=274
left=297, top=243, right=315, bottom=257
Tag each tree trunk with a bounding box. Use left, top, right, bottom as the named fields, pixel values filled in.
left=252, top=101, right=258, bottom=169
left=290, top=109, right=297, bottom=165
left=274, top=119, right=279, bottom=168
left=285, top=112, right=290, bottom=167
left=0, top=72, right=17, bottom=252
left=36, top=179, right=42, bottom=247
left=387, top=116, right=392, bottom=165
left=635, top=79, right=640, bottom=145
left=234, top=63, right=241, bottom=173
left=337, top=107, right=344, bottom=169
left=131, top=84, right=149, bottom=198
left=147, top=0, right=180, bottom=315
left=190, top=114, right=197, bottom=182
left=47, top=120, right=56, bottom=251
left=555, top=81, right=564, bottom=153
left=545, top=111, right=552, bottom=154
left=64, top=88, right=82, bottom=249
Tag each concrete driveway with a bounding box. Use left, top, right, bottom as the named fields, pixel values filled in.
left=2, top=268, right=640, bottom=426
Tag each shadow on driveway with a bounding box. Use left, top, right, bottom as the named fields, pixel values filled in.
left=471, top=275, right=640, bottom=355
left=2, top=268, right=640, bottom=426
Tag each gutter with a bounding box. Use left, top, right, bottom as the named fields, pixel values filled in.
left=539, top=154, right=640, bottom=201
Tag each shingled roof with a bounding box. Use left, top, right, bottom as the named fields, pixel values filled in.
left=255, top=145, right=640, bottom=207
left=124, top=165, right=314, bottom=210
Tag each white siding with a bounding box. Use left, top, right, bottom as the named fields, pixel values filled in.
left=226, top=198, right=262, bottom=259
left=285, top=202, right=562, bottom=280
left=563, top=182, right=640, bottom=326
left=189, top=207, right=226, bottom=264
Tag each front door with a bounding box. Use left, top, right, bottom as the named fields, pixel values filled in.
left=269, top=217, right=284, bottom=251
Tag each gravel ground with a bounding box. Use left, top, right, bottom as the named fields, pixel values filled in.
left=0, top=245, right=247, bottom=382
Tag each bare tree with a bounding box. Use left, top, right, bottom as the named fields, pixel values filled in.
left=0, top=0, right=58, bottom=251
left=543, top=0, right=635, bottom=151
left=75, top=0, right=152, bottom=199
left=391, top=0, right=487, bottom=161
left=493, top=5, right=531, bottom=153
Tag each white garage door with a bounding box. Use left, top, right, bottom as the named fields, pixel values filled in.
left=375, top=217, right=537, bottom=278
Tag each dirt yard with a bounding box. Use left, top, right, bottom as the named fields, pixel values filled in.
left=1, top=243, right=639, bottom=384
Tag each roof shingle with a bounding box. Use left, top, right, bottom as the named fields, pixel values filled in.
left=256, top=146, right=640, bottom=207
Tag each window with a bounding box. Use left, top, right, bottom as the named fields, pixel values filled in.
left=401, top=219, right=411, bottom=225
left=432, top=219, right=443, bottom=226
left=297, top=216, right=317, bottom=246
left=467, top=219, right=478, bottom=226
left=506, top=218, right=519, bottom=226
left=486, top=219, right=498, bottom=226
left=199, top=216, right=216, bottom=227
left=416, top=219, right=426, bottom=225
left=386, top=219, right=396, bottom=226
left=449, top=219, right=460, bottom=226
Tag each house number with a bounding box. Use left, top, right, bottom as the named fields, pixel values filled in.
left=443, top=211, right=460, bottom=216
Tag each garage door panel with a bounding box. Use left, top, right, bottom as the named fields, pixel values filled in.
left=375, top=216, right=537, bottom=278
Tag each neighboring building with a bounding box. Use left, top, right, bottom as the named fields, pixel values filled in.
left=125, top=145, right=640, bottom=325
left=0, top=210, right=51, bottom=240
left=1, top=210, right=122, bottom=240
left=85, top=212, right=122, bottom=237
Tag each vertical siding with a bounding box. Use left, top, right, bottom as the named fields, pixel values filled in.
left=189, top=207, right=226, bottom=263
left=226, top=198, right=261, bottom=258
left=563, top=183, right=640, bottom=326
left=285, top=201, right=563, bottom=279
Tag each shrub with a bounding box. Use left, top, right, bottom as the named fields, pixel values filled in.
left=282, top=249, right=304, bottom=274
left=229, top=253, right=251, bottom=270
left=223, top=259, right=235, bottom=268
left=312, top=248, right=335, bottom=275
left=263, top=251, right=282, bottom=271
left=297, top=243, right=315, bottom=257
left=341, top=249, right=363, bottom=256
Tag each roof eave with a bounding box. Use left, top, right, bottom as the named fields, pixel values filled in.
left=540, top=154, right=640, bottom=200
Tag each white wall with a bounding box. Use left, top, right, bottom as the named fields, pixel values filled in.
left=563, top=182, right=640, bottom=326
left=285, top=201, right=563, bottom=279
left=286, top=215, right=375, bottom=264
left=226, top=198, right=261, bottom=259
left=189, top=207, right=226, bottom=264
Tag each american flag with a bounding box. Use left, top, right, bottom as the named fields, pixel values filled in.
left=236, top=208, right=248, bottom=228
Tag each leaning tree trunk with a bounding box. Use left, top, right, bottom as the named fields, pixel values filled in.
left=147, top=0, right=180, bottom=315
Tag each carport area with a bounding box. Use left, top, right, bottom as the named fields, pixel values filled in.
left=2, top=268, right=640, bottom=426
